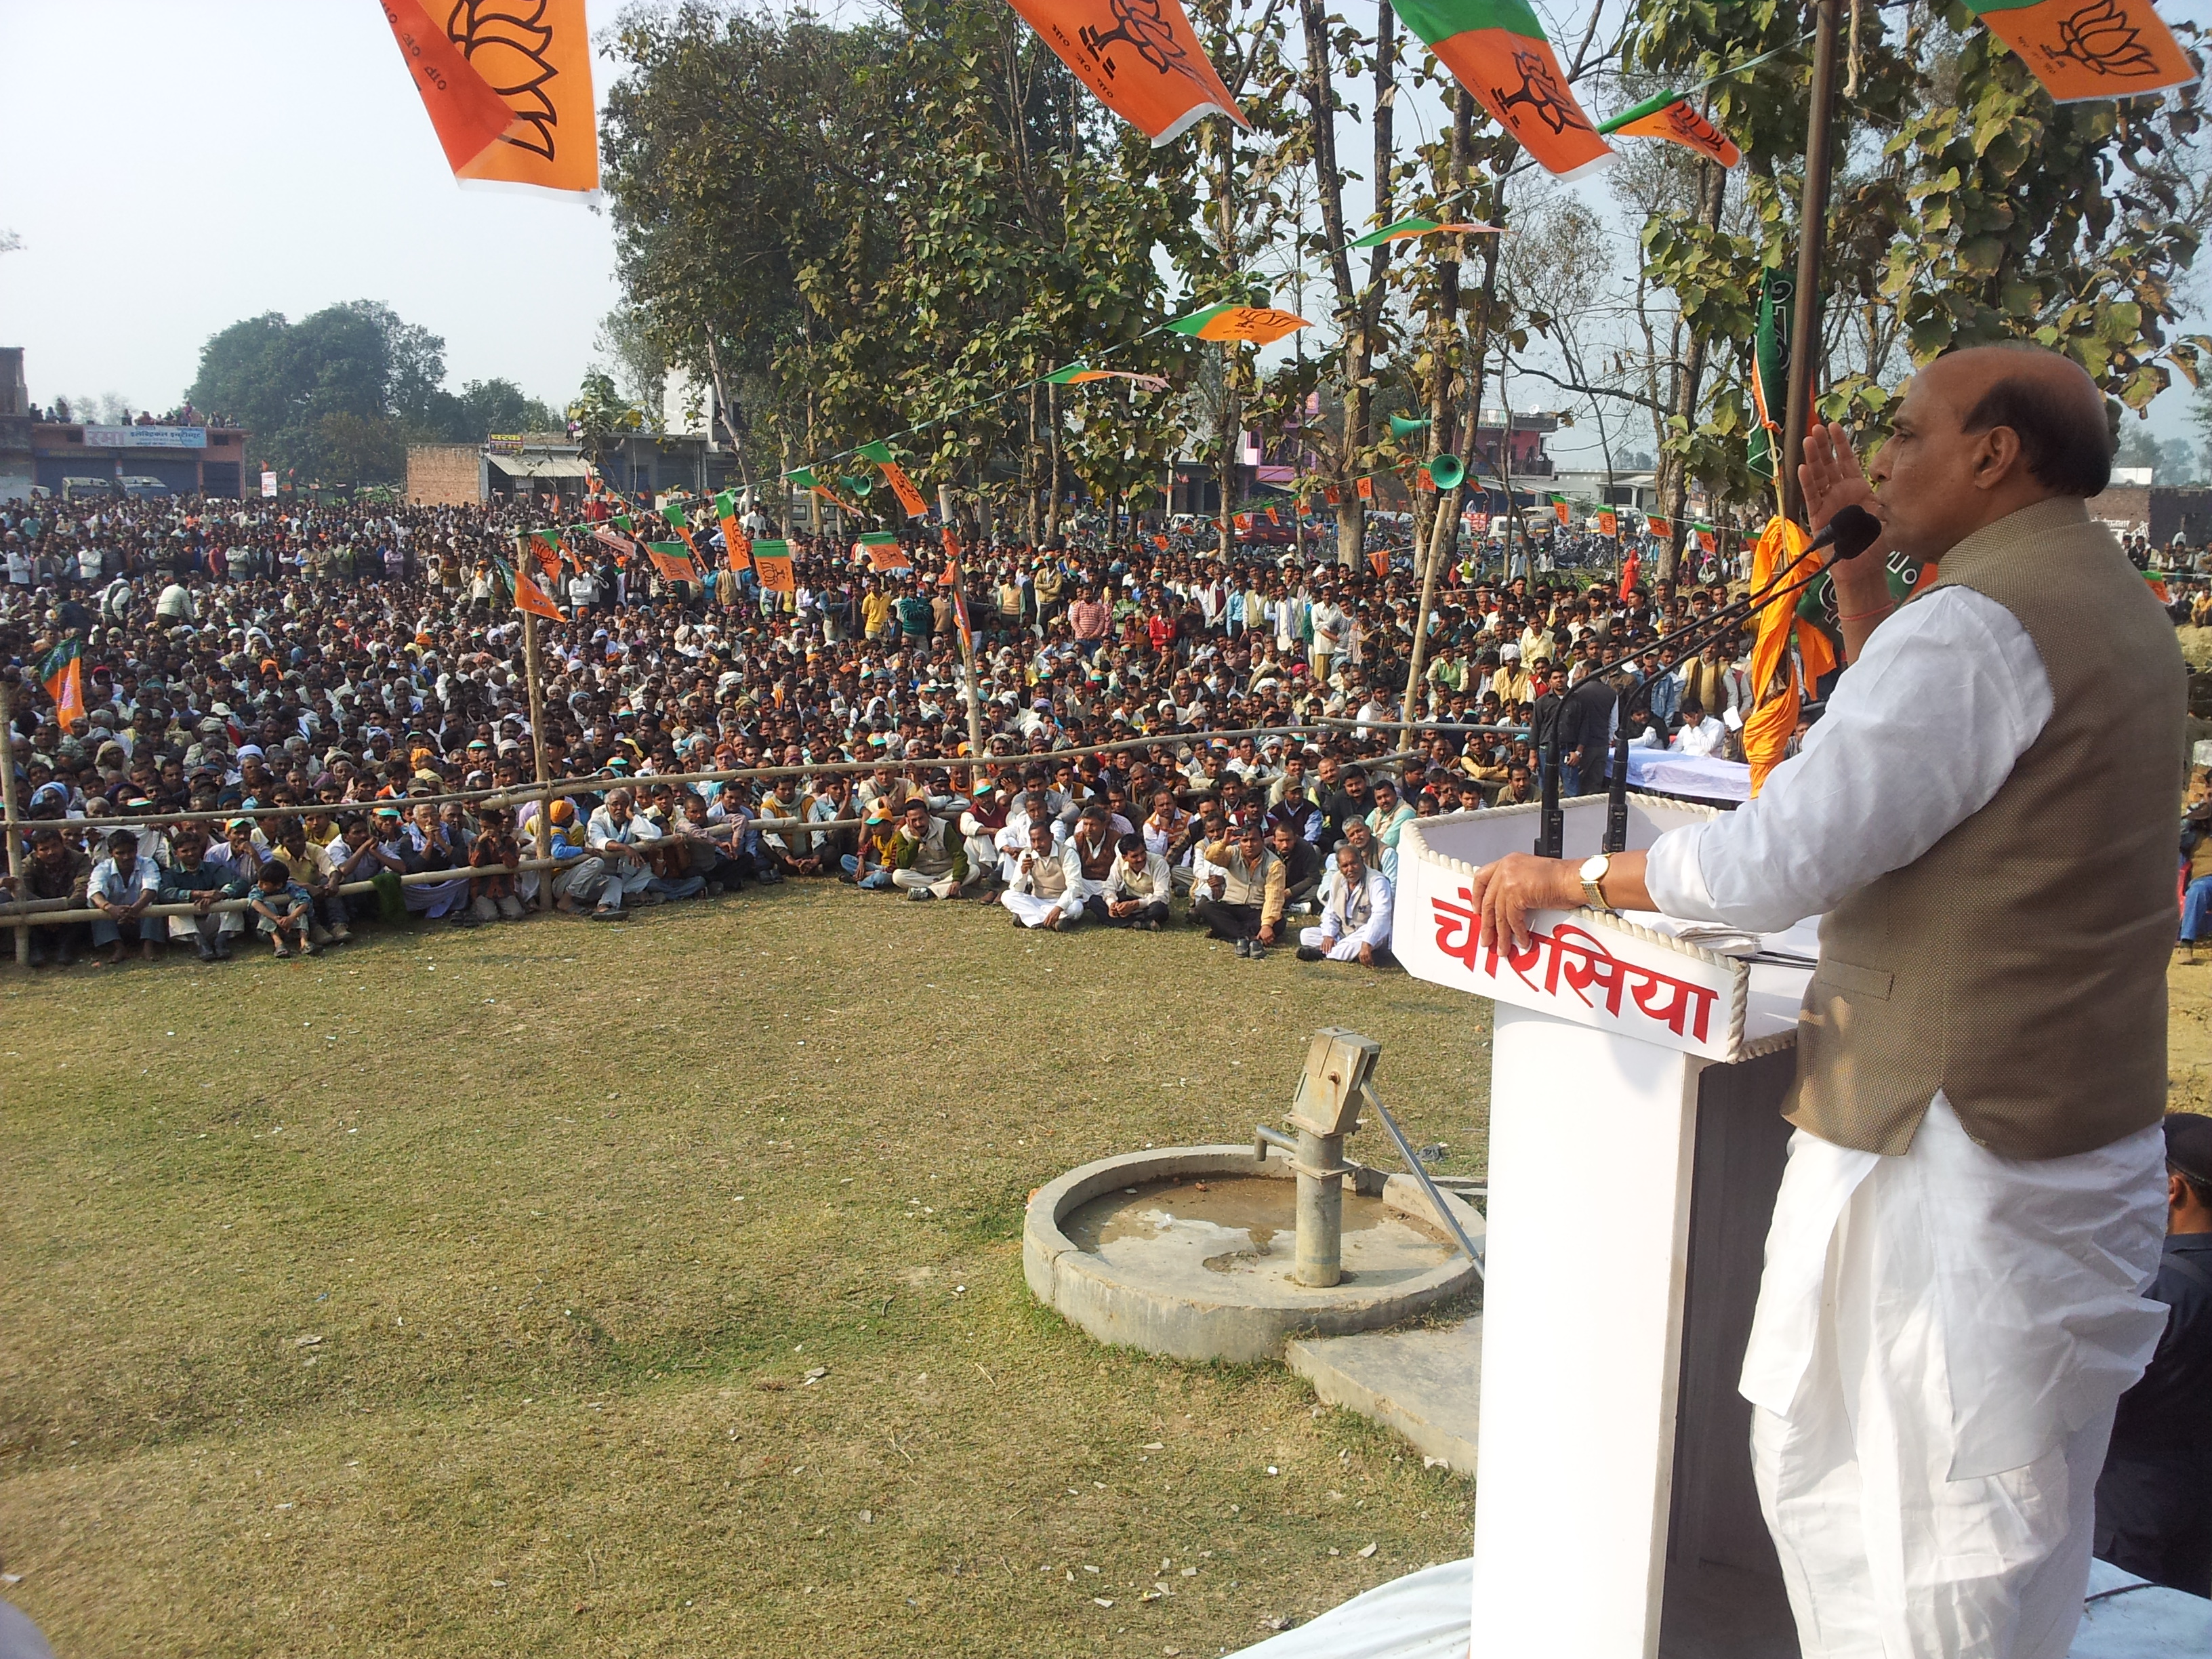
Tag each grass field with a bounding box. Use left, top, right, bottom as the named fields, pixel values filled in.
left=0, top=886, right=1500, bottom=1659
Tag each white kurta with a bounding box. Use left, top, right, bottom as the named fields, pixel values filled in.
left=1644, top=585, right=2171, bottom=1658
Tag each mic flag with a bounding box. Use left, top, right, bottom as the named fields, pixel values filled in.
left=1394, top=0, right=1614, bottom=178
left=1748, top=269, right=1794, bottom=480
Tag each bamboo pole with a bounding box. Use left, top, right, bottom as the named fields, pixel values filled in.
left=0, top=693, right=26, bottom=964
left=1782, top=0, right=1843, bottom=526
left=520, top=598, right=554, bottom=902
left=938, top=481, right=991, bottom=768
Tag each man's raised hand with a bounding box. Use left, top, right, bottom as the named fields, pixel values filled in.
left=1797, top=422, right=1877, bottom=535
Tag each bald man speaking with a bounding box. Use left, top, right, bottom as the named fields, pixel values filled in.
left=1471, top=345, right=2184, bottom=1656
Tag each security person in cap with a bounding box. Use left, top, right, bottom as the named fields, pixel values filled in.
left=2093, top=1113, right=2212, bottom=1595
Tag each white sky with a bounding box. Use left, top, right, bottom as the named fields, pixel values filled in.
left=0, top=0, right=628, bottom=417
left=0, top=0, right=2200, bottom=456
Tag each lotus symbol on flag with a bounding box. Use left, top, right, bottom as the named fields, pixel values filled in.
left=1494, top=48, right=1593, bottom=136
left=2052, top=0, right=2160, bottom=77
left=447, top=0, right=562, bottom=159
left=1081, top=0, right=1193, bottom=79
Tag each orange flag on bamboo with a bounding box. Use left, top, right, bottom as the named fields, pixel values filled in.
left=381, top=0, right=518, bottom=174
left=1740, top=516, right=1839, bottom=796
left=514, top=565, right=565, bottom=620
left=1368, top=548, right=1391, bottom=578
left=525, top=531, right=563, bottom=585
left=445, top=0, right=600, bottom=197
left=1000, top=0, right=1247, bottom=145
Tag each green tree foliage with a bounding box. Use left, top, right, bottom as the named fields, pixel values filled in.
left=1627, top=1, right=2211, bottom=555
left=186, top=302, right=554, bottom=483
left=601, top=0, right=1208, bottom=533
left=565, top=369, right=645, bottom=474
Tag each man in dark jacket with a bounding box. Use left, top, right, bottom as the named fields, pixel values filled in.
left=2093, top=1113, right=2212, bottom=1595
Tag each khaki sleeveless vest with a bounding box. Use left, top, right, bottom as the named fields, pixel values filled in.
left=1787, top=496, right=2182, bottom=1159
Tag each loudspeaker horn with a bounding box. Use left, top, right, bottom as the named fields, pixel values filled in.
left=841, top=474, right=874, bottom=497
left=1425, top=454, right=1465, bottom=490
left=1387, top=414, right=1432, bottom=440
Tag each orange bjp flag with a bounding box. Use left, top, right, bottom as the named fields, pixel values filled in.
left=1965, top=0, right=2197, bottom=102
left=381, top=0, right=518, bottom=175
left=1001, top=0, right=1247, bottom=145
left=753, top=541, right=796, bottom=594
left=514, top=565, right=565, bottom=620
left=1355, top=476, right=1374, bottom=500
left=1368, top=548, right=1391, bottom=577
left=446, top=0, right=600, bottom=198
left=1395, top=0, right=1613, bottom=178
left=717, top=511, right=752, bottom=572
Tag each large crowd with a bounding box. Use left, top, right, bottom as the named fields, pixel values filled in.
left=3, top=486, right=2199, bottom=970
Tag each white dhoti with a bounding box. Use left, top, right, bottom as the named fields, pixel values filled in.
left=1743, top=1097, right=2168, bottom=1659
left=1002, top=887, right=1079, bottom=928
left=1296, top=924, right=1363, bottom=961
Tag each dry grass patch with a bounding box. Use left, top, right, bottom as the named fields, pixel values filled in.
left=0, top=884, right=1492, bottom=1658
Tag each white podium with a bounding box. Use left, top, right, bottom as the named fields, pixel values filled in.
left=1397, top=794, right=1816, bottom=1659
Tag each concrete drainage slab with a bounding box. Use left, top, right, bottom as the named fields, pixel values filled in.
left=1024, top=1145, right=1484, bottom=1364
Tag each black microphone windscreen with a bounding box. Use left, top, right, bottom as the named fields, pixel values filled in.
left=1824, top=504, right=1881, bottom=562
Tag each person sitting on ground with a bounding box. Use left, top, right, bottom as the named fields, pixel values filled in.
left=1269, top=820, right=1323, bottom=920
left=1103, top=832, right=1172, bottom=930
left=159, top=827, right=241, bottom=962
left=958, top=780, right=1007, bottom=891
left=1297, top=842, right=1395, bottom=966
left=249, top=859, right=316, bottom=958
left=1192, top=821, right=1284, bottom=959
left=1063, top=802, right=1121, bottom=920
left=88, top=828, right=159, bottom=966
left=467, top=806, right=527, bottom=924
left=842, top=802, right=898, bottom=889
left=1003, top=818, right=1082, bottom=930
left=888, top=796, right=971, bottom=901
left=271, top=816, right=349, bottom=943
left=583, top=787, right=659, bottom=920
left=3, top=827, right=90, bottom=967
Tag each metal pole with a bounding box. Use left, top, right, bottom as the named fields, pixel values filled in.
left=1782, top=0, right=1843, bottom=525
left=0, top=687, right=26, bottom=964
left=937, top=483, right=988, bottom=765
left=1293, top=1124, right=1346, bottom=1287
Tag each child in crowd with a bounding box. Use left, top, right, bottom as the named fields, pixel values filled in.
left=249, top=860, right=316, bottom=958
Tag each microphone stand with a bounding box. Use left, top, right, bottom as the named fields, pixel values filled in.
left=1598, top=539, right=1856, bottom=855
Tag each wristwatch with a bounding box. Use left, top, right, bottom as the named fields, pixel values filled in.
left=1578, top=853, right=1618, bottom=914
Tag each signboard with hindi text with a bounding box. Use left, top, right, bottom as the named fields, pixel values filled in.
left=1395, top=802, right=1753, bottom=1061
left=83, top=425, right=208, bottom=449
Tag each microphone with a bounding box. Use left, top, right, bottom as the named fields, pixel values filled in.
left=1806, top=503, right=1881, bottom=564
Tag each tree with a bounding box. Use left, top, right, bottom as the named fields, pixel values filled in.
left=1627, top=1, right=2212, bottom=571
left=186, top=302, right=551, bottom=481
left=566, top=369, right=644, bottom=475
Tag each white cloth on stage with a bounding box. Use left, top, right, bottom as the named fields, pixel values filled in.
left=1643, top=583, right=2172, bottom=1656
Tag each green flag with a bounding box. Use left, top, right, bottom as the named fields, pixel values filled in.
left=858, top=531, right=898, bottom=546
left=715, top=490, right=736, bottom=519
left=1748, top=268, right=1794, bottom=480
left=857, top=441, right=897, bottom=465
left=787, top=467, right=819, bottom=489
left=613, top=512, right=633, bottom=532
left=662, top=501, right=687, bottom=528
